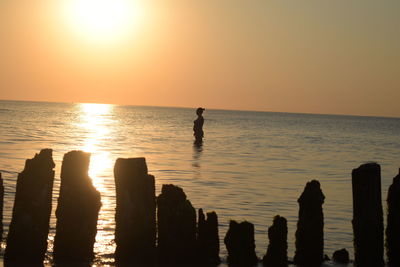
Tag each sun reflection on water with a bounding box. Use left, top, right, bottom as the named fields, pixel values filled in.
left=77, top=103, right=116, bottom=257
left=78, top=103, right=113, bottom=189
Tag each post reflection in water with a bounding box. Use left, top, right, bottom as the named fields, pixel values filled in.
left=192, top=143, right=203, bottom=181
left=77, top=103, right=116, bottom=259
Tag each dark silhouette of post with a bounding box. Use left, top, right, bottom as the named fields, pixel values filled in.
left=352, top=163, right=384, bottom=267
left=157, top=184, right=196, bottom=264
left=4, top=149, right=55, bottom=265
left=332, top=248, right=350, bottom=264
left=53, top=151, right=101, bottom=264
left=263, top=215, right=288, bottom=267
left=114, top=157, right=156, bottom=264
left=197, top=208, right=220, bottom=265
left=224, top=220, right=258, bottom=266
left=386, top=169, right=400, bottom=266
left=294, top=180, right=325, bottom=266
left=0, top=172, right=3, bottom=243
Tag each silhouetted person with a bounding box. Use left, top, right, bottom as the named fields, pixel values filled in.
left=193, top=107, right=205, bottom=144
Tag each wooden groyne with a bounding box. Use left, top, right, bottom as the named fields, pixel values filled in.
left=294, top=180, right=325, bottom=266
left=53, top=151, right=101, bottom=264
left=0, top=150, right=398, bottom=266
left=352, top=163, right=384, bottom=267
left=386, top=169, right=400, bottom=266
left=263, top=215, right=288, bottom=267
left=4, top=149, right=55, bottom=265
left=197, top=208, right=221, bottom=265
left=224, top=220, right=258, bottom=266
left=0, top=173, right=3, bottom=244
left=157, top=184, right=197, bottom=264
left=114, top=157, right=156, bottom=264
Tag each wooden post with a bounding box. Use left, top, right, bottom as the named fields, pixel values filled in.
left=294, top=180, right=325, bottom=266
left=4, top=149, right=55, bottom=264
left=114, top=157, right=156, bottom=264
left=224, top=220, right=258, bottom=266
left=197, top=209, right=220, bottom=265
left=386, top=169, right=400, bottom=265
left=332, top=248, right=350, bottom=264
left=263, top=215, right=288, bottom=267
left=0, top=172, right=3, bottom=243
left=53, top=151, right=101, bottom=264
left=157, top=184, right=196, bottom=264
left=352, top=163, right=384, bottom=266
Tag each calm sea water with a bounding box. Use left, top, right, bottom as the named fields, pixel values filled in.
left=0, top=100, right=399, bottom=265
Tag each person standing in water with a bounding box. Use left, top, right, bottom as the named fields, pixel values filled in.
left=193, top=107, right=205, bottom=144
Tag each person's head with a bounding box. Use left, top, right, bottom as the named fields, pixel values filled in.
left=196, top=107, right=205, bottom=116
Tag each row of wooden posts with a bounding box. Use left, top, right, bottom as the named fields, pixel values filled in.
left=0, top=149, right=399, bottom=266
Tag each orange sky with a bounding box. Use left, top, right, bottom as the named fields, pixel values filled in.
left=1, top=1, right=399, bottom=117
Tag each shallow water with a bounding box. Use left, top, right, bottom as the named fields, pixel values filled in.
left=0, top=100, right=399, bottom=265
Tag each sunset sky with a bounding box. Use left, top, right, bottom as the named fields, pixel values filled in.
left=0, top=1, right=399, bottom=117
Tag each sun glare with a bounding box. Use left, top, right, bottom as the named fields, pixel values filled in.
left=62, top=0, right=144, bottom=44
left=81, top=102, right=112, bottom=115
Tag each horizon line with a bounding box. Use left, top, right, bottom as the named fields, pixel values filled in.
left=1, top=98, right=399, bottom=120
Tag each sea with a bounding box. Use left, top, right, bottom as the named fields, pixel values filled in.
left=0, top=99, right=399, bottom=266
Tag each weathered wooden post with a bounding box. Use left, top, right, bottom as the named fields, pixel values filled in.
left=53, top=151, right=101, bottom=264
left=332, top=248, right=350, bottom=264
left=294, top=180, right=325, bottom=266
left=114, top=157, right=156, bottom=264
left=224, top=220, right=258, bottom=266
left=263, top=215, right=288, bottom=267
left=386, top=169, right=400, bottom=266
left=0, top=172, right=3, bottom=242
left=157, top=184, right=197, bottom=264
left=4, top=149, right=55, bottom=264
left=197, top=208, right=220, bottom=265
left=352, top=163, right=384, bottom=266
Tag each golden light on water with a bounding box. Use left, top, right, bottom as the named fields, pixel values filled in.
left=78, top=103, right=116, bottom=255
left=78, top=103, right=114, bottom=191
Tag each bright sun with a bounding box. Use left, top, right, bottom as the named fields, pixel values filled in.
left=62, top=0, right=144, bottom=44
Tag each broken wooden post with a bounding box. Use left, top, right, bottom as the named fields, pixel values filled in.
left=53, top=151, right=101, bottom=264
left=114, top=157, right=156, bottom=264
left=0, top=172, right=3, bottom=243
left=263, top=215, right=288, bottom=267
left=294, top=180, right=325, bottom=266
left=4, top=149, right=55, bottom=265
left=196, top=208, right=220, bottom=265
left=352, top=163, right=384, bottom=267
left=332, top=248, right=350, bottom=264
left=157, top=184, right=196, bottom=264
left=224, top=220, right=258, bottom=266
left=386, top=169, right=400, bottom=266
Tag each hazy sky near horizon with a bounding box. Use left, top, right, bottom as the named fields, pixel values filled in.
left=1, top=1, right=399, bottom=117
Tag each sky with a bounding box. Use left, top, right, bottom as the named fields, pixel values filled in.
left=0, top=0, right=399, bottom=117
